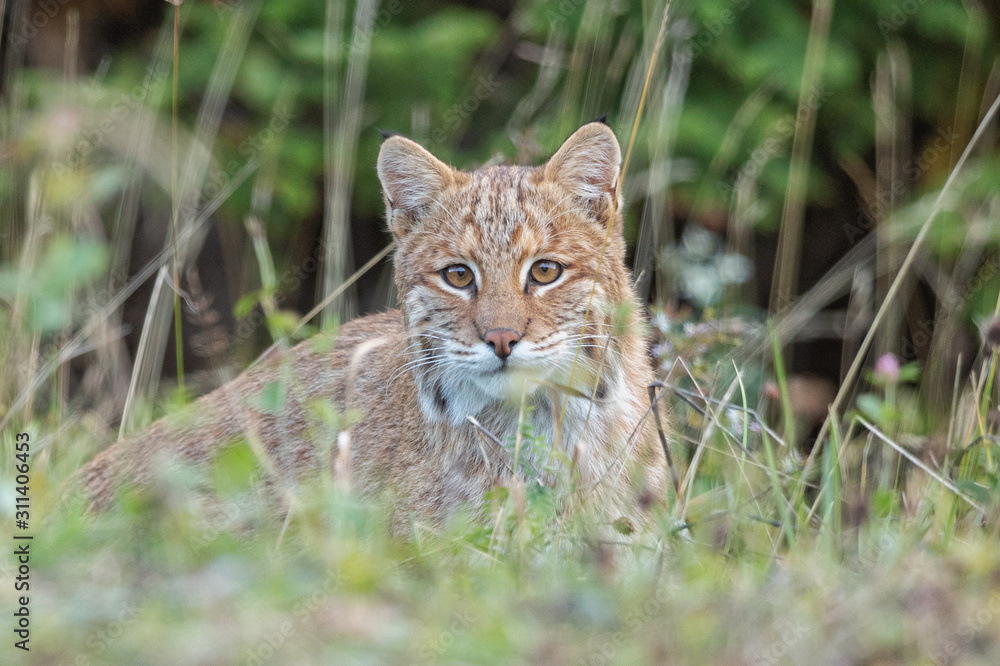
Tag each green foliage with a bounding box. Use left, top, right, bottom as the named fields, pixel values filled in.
left=0, top=236, right=108, bottom=333
left=211, top=441, right=261, bottom=494
left=3, top=0, right=1000, bottom=663
left=8, top=402, right=1000, bottom=664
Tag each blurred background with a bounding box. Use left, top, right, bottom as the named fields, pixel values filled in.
left=5, top=4, right=1000, bottom=662
left=1, top=0, right=998, bottom=438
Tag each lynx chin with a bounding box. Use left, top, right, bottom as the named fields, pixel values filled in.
left=76, top=121, right=668, bottom=533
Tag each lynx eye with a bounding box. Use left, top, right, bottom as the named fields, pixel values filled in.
left=442, top=264, right=474, bottom=289
left=529, top=260, right=563, bottom=285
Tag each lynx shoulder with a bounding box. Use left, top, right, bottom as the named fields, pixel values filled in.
left=75, top=122, right=667, bottom=531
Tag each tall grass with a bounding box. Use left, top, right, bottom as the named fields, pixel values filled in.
left=1, top=0, right=1000, bottom=663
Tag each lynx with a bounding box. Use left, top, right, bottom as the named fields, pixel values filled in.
left=76, top=122, right=667, bottom=532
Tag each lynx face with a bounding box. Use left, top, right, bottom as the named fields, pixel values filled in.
left=377, top=123, right=634, bottom=425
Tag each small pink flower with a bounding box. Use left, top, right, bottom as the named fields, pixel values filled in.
left=874, top=353, right=900, bottom=383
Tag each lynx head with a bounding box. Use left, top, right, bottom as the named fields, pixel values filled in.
left=376, top=122, right=638, bottom=424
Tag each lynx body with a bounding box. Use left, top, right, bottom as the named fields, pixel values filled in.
left=78, top=123, right=666, bottom=531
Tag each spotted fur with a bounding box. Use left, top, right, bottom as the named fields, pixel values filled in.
left=75, top=123, right=667, bottom=533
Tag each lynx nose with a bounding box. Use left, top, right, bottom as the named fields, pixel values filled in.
left=484, top=328, right=520, bottom=360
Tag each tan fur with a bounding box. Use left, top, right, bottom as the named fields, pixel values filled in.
left=75, top=123, right=667, bottom=532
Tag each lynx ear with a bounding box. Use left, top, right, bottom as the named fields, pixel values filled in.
left=376, top=135, right=454, bottom=214
left=543, top=122, right=621, bottom=201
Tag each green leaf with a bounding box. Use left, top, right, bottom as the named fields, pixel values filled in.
left=954, top=480, right=992, bottom=507
left=38, top=237, right=109, bottom=295
left=234, top=291, right=261, bottom=319
left=0, top=268, right=24, bottom=297
left=31, top=296, right=72, bottom=333
left=871, top=488, right=898, bottom=518
left=898, top=362, right=921, bottom=384
left=257, top=380, right=286, bottom=415
left=265, top=310, right=299, bottom=338
left=856, top=393, right=884, bottom=423
left=211, top=441, right=260, bottom=495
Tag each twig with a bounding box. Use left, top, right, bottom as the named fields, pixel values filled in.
left=466, top=416, right=515, bottom=477
left=249, top=242, right=395, bottom=369
left=665, top=384, right=781, bottom=449
left=855, top=416, right=985, bottom=513
left=648, top=383, right=679, bottom=494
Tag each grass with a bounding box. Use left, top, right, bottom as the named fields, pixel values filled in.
left=5, top=346, right=1000, bottom=664
left=3, top=0, right=1000, bottom=664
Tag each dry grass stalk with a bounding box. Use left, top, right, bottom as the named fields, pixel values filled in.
left=320, top=0, right=379, bottom=326
left=120, top=1, right=262, bottom=430
left=768, top=0, right=833, bottom=315
left=873, top=44, right=911, bottom=357
left=807, top=90, right=1000, bottom=493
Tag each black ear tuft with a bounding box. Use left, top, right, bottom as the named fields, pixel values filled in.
left=588, top=114, right=609, bottom=126
left=377, top=128, right=401, bottom=141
